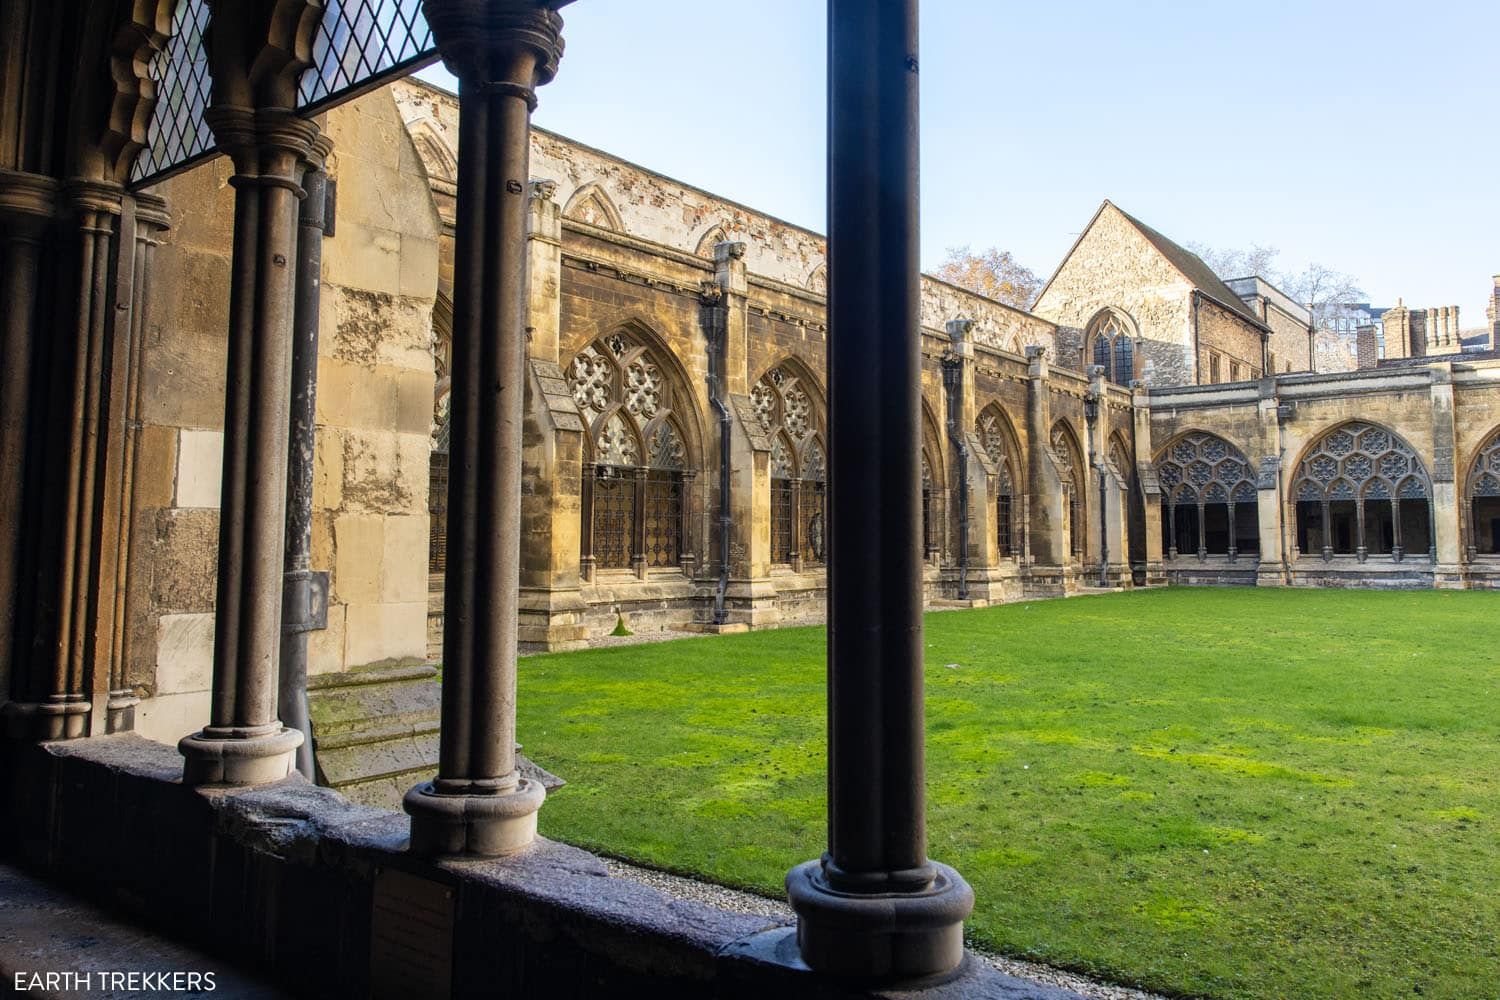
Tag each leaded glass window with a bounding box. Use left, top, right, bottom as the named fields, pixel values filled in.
left=1086, top=311, right=1134, bottom=384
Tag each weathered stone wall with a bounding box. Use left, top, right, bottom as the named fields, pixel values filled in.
left=1263, top=301, right=1312, bottom=374
left=1031, top=203, right=1195, bottom=387
left=1195, top=296, right=1264, bottom=382
left=130, top=88, right=438, bottom=744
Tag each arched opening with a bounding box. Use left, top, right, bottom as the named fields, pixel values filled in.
left=1292, top=422, right=1432, bottom=562
left=1154, top=432, right=1260, bottom=561
left=1468, top=429, right=1500, bottom=556
left=1050, top=421, right=1085, bottom=562
left=921, top=452, right=935, bottom=560
left=752, top=363, right=827, bottom=569
left=429, top=295, right=453, bottom=575
left=566, top=329, right=698, bottom=578
left=976, top=406, right=1022, bottom=559
left=1086, top=309, right=1136, bottom=385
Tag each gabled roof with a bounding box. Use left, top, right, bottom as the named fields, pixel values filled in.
left=1036, top=200, right=1270, bottom=333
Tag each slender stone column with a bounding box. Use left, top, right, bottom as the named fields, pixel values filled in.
left=104, top=193, right=171, bottom=734
left=178, top=108, right=316, bottom=785
left=0, top=171, right=58, bottom=720
left=786, top=0, right=973, bottom=980
left=279, top=137, right=334, bottom=779
left=404, top=0, right=570, bottom=857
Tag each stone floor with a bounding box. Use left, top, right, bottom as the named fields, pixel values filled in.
left=602, top=857, right=1166, bottom=1000
left=0, top=864, right=287, bottom=998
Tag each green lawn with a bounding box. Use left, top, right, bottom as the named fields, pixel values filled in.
left=516, top=588, right=1500, bottom=999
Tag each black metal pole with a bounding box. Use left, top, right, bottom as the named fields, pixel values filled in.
left=279, top=152, right=331, bottom=780
left=786, top=0, right=971, bottom=980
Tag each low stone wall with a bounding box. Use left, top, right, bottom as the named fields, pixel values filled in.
left=0, top=735, right=1079, bottom=1000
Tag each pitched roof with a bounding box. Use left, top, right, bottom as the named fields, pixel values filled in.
left=1108, top=203, right=1269, bottom=330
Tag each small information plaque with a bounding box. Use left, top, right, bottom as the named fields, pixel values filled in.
left=370, top=867, right=456, bottom=1000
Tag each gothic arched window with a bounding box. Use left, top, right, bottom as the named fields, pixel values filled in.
left=1154, top=432, right=1259, bottom=561
left=1087, top=311, right=1135, bottom=385
left=567, top=331, right=694, bottom=576
left=977, top=409, right=1020, bottom=558
left=1469, top=429, right=1500, bottom=557
left=1051, top=422, right=1085, bottom=560
left=753, top=365, right=826, bottom=567
left=1292, top=422, right=1431, bottom=562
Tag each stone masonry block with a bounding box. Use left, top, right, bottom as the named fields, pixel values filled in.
left=343, top=601, right=426, bottom=668
left=154, top=612, right=215, bottom=696
left=175, top=429, right=223, bottom=508
left=380, top=515, right=430, bottom=605
left=334, top=513, right=384, bottom=605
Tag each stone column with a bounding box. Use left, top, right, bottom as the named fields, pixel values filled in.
left=0, top=171, right=58, bottom=724
left=715, top=242, right=778, bottom=628
left=1255, top=383, right=1288, bottom=586
left=103, top=193, right=171, bottom=734
left=178, top=103, right=316, bottom=785
left=403, top=0, right=569, bottom=856
left=786, top=0, right=973, bottom=980
left=517, top=180, right=588, bottom=651
left=1024, top=346, right=1067, bottom=587
left=1428, top=364, right=1463, bottom=587
left=1131, top=381, right=1166, bottom=586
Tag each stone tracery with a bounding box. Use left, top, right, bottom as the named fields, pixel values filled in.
left=755, top=364, right=827, bottom=565
left=1292, top=422, right=1431, bottom=561
left=1154, top=431, right=1258, bottom=561
left=566, top=331, right=693, bottom=573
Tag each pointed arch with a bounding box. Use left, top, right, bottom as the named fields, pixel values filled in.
left=1291, top=421, right=1432, bottom=561
left=564, top=321, right=705, bottom=576
left=695, top=224, right=731, bottom=259
left=407, top=118, right=458, bottom=183
left=563, top=182, right=625, bottom=233
left=805, top=262, right=828, bottom=295
left=1467, top=426, right=1500, bottom=556
left=1085, top=307, right=1139, bottom=385
left=975, top=402, right=1024, bottom=494
left=1152, top=430, right=1259, bottom=560
left=755, top=358, right=829, bottom=566
left=1051, top=419, right=1087, bottom=560
left=920, top=397, right=946, bottom=489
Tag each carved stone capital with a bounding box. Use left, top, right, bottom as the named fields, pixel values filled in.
left=207, top=0, right=325, bottom=112
left=423, top=0, right=568, bottom=90
left=530, top=178, right=558, bottom=202
left=0, top=170, right=60, bottom=235
left=714, top=240, right=747, bottom=263
left=134, top=192, right=172, bottom=236
left=63, top=178, right=126, bottom=220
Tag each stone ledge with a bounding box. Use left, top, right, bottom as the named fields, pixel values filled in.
left=0, top=735, right=1085, bottom=999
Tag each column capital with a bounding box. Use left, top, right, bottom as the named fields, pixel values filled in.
left=0, top=170, right=59, bottom=237
left=423, top=0, right=570, bottom=90
left=134, top=192, right=172, bottom=237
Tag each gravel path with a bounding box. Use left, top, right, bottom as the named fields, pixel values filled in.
left=602, top=857, right=1165, bottom=1000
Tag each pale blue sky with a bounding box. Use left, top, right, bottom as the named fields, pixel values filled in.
left=418, top=1, right=1499, bottom=324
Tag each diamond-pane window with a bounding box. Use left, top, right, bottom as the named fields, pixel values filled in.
left=299, top=0, right=435, bottom=111
left=133, top=0, right=437, bottom=187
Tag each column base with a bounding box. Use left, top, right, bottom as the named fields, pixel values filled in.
left=1, top=699, right=91, bottom=741
left=404, top=777, right=545, bottom=857
left=785, top=859, right=974, bottom=982
left=179, top=724, right=303, bottom=786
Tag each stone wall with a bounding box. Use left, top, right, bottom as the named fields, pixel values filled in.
left=1145, top=359, right=1500, bottom=589
left=1195, top=295, right=1264, bottom=382
left=129, top=87, right=437, bottom=744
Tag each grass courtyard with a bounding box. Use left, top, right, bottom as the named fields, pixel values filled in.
left=515, top=588, right=1500, bottom=999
